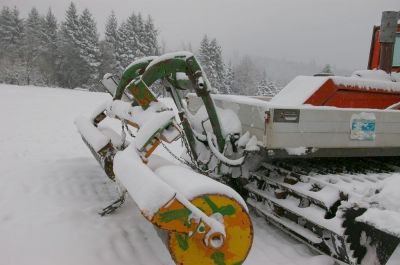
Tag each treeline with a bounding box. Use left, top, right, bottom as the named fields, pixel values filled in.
left=0, top=3, right=158, bottom=89
left=197, top=35, right=280, bottom=96
left=0, top=3, right=280, bottom=96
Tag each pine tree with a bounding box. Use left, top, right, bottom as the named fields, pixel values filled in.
left=320, top=64, right=334, bottom=75
left=135, top=13, right=146, bottom=58
left=78, top=8, right=101, bottom=87
left=256, top=79, right=267, bottom=96
left=39, top=8, right=58, bottom=86
left=115, top=13, right=139, bottom=71
left=0, top=6, right=25, bottom=84
left=143, top=15, right=158, bottom=56
left=0, top=4, right=160, bottom=88
left=223, top=63, right=234, bottom=94
left=125, top=12, right=139, bottom=61
left=98, top=40, right=115, bottom=78
left=198, top=35, right=227, bottom=93
left=105, top=11, right=118, bottom=46
left=0, top=7, right=22, bottom=53
left=232, top=56, right=260, bottom=95
left=198, top=34, right=210, bottom=71
left=58, top=2, right=86, bottom=88
left=114, top=12, right=159, bottom=72
left=22, top=7, right=44, bottom=85
left=256, top=70, right=280, bottom=97
left=267, top=79, right=280, bottom=96
left=115, top=21, right=130, bottom=72
left=208, top=38, right=225, bottom=92
left=104, top=11, right=118, bottom=73
left=61, top=2, right=80, bottom=45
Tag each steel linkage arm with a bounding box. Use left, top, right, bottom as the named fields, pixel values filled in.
left=125, top=52, right=225, bottom=152
left=114, top=56, right=158, bottom=101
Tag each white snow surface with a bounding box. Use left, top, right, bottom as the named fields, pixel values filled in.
left=113, top=144, right=176, bottom=218
left=145, top=51, right=193, bottom=71
left=75, top=116, right=110, bottom=152
left=134, top=111, right=175, bottom=150
left=357, top=175, right=400, bottom=236
left=106, top=99, right=170, bottom=127
left=285, top=146, right=307, bottom=156
left=351, top=69, right=393, bottom=81
left=0, top=84, right=340, bottom=265
left=332, top=76, right=400, bottom=92
left=270, top=76, right=328, bottom=105
left=393, top=72, right=400, bottom=82
left=189, top=105, right=242, bottom=137
left=124, top=56, right=158, bottom=72
left=105, top=99, right=176, bottom=150
left=154, top=164, right=247, bottom=210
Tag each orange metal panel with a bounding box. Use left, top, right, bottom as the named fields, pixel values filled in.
left=304, top=78, right=400, bottom=109
left=369, top=28, right=381, bottom=70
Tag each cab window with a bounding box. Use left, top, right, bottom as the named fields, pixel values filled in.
left=393, top=33, right=400, bottom=67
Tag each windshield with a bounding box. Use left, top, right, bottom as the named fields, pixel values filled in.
left=393, top=33, right=400, bottom=67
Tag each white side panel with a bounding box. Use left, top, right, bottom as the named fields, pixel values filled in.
left=186, top=93, right=400, bottom=149
left=268, top=108, right=400, bottom=148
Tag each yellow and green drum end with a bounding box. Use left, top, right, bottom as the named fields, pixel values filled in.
left=167, top=194, right=253, bottom=265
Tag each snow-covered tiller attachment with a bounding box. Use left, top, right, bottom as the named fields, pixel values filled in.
left=75, top=53, right=253, bottom=265
left=76, top=11, right=400, bottom=264
left=185, top=12, right=400, bottom=265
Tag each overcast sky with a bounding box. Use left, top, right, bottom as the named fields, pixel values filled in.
left=1, top=0, right=398, bottom=70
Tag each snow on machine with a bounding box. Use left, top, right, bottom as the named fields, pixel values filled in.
left=76, top=11, right=400, bottom=265
left=76, top=53, right=253, bottom=265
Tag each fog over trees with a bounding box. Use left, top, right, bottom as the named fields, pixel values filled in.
left=0, top=3, right=158, bottom=90
left=1, top=2, right=343, bottom=96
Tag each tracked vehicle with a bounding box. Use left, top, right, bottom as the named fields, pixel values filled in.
left=76, top=11, right=400, bottom=265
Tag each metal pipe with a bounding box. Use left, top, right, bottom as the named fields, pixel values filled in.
left=378, top=11, right=399, bottom=73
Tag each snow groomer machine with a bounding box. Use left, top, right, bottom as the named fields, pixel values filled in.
left=76, top=11, right=400, bottom=265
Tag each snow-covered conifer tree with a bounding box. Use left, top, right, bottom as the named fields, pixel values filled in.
left=61, top=2, right=80, bottom=45
left=78, top=8, right=101, bottom=87
left=198, top=35, right=228, bottom=93
left=256, top=79, right=268, bottom=96
left=115, top=21, right=131, bottom=72
left=104, top=11, right=118, bottom=73
left=320, top=64, right=334, bottom=75
left=115, top=13, right=139, bottom=71
left=232, top=56, right=259, bottom=95
left=135, top=13, right=146, bottom=58
left=143, top=15, right=158, bottom=56
left=58, top=2, right=86, bottom=88
left=0, top=6, right=25, bottom=84
left=198, top=35, right=210, bottom=70
left=223, top=63, right=234, bottom=94
left=256, top=70, right=280, bottom=97
left=105, top=11, right=118, bottom=47
left=39, top=8, right=58, bottom=86
left=22, top=7, right=44, bottom=85
left=209, top=38, right=226, bottom=92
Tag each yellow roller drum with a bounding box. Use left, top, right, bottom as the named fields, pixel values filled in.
left=167, top=194, right=253, bottom=265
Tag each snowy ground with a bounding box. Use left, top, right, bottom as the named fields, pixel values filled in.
left=0, top=84, right=336, bottom=265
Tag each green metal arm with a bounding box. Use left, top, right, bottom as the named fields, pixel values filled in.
left=114, top=56, right=158, bottom=100
left=113, top=52, right=225, bottom=159
left=126, top=52, right=225, bottom=152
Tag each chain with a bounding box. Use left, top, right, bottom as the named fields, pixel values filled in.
left=160, top=140, right=195, bottom=168
left=160, top=139, right=210, bottom=176
left=119, top=112, right=208, bottom=175
left=121, top=121, right=127, bottom=147
left=180, top=128, right=198, bottom=165
left=124, top=122, right=136, bottom=137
